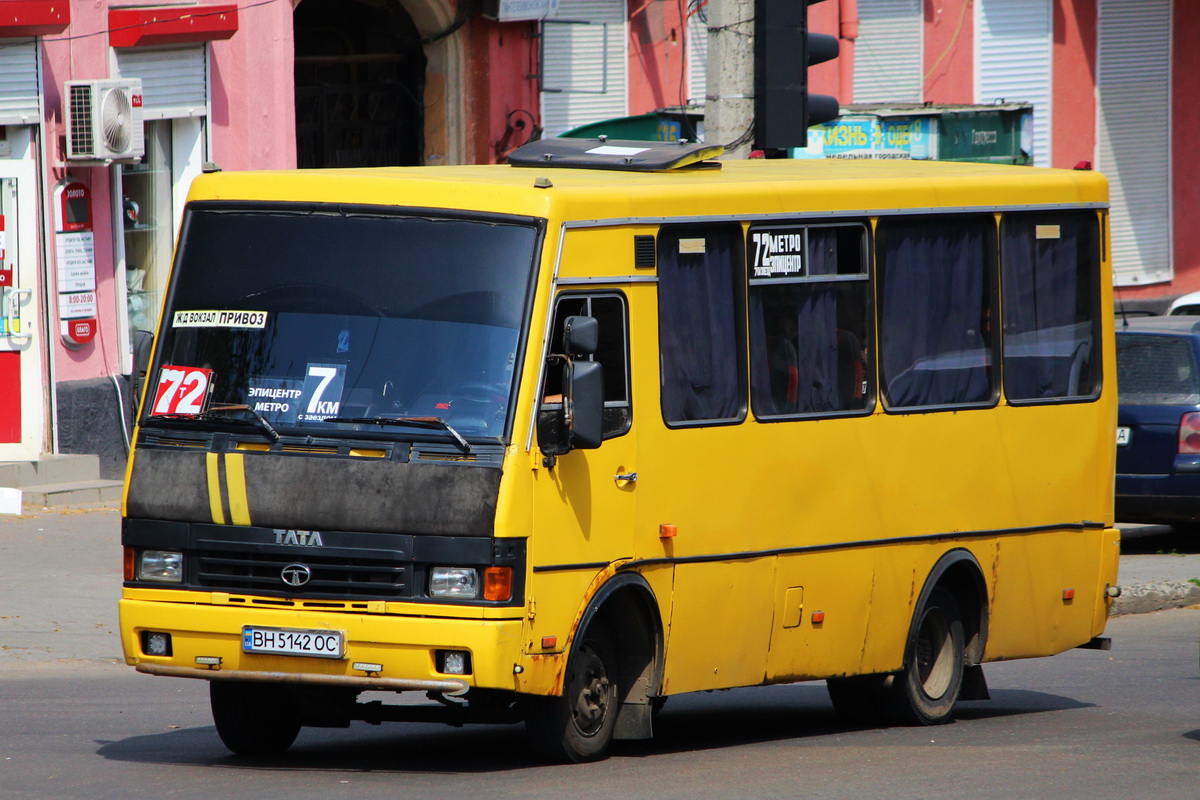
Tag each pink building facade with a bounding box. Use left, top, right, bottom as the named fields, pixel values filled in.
left=0, top=0, right=1194, bottom=473
left=0, top=0, right=296, bottom=473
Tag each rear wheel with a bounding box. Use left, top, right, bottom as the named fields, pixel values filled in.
left=884, top=587, right=966, bottom=726
left=524, top=630, right=619, bottom=763
left=209, top=681, right=301, bottom=755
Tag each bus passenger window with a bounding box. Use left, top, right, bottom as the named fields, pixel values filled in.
left=748, top=223, right=871, bottom=418
left=658, top=224, right=746, bottom=426
left=541, top=293, right=631, bottom=439
left=877, top=216, right=998, bottom=410
left=1000, top=212, right=1101, bottom=402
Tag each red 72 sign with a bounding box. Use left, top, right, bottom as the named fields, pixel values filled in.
left=150, top=366, right=213, bottom=416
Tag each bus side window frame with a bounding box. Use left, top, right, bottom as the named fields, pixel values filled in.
left=999, top=210, right=1103, bottom=405
left=657, top=222, right=748, bottom=428
left=540, top=290, right=633, bottom=442
left=876, top=213, right=1001, bottom=413
left=746, top=219, right=875, bottom=420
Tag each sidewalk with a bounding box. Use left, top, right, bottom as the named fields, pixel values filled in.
left=1111, top=524, right=1200, bottom=615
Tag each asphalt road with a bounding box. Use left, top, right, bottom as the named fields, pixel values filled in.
left=1, top=506, right=1198, bottom=799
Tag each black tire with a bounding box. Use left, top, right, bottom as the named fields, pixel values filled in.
left=209, top=681, right=301, bottom=756
left=826, top=675, right=887, bottom=726
left=884, top=587, right=966, bottom=726
left=524, top=631, right=619, bottom=763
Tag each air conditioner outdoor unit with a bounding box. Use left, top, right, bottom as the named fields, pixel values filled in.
left=65, top=79, right=145, bottom=162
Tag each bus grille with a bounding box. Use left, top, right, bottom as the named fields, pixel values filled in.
left=195, top=550, right=410, bottom=598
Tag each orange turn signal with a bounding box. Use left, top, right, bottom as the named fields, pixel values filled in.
left=483, top=566, right=513, bottom=602
left=1062, top=588, right=1076, bottom=601
left=124, top=547, right=136, bottom=581
left=659, top=524, right=677, bottom=539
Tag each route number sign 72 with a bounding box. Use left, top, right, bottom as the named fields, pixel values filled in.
left=150, top=366, right=214, bottom=416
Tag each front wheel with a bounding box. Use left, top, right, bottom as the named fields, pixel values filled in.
left=210, top=681, right=301, bottom=756
left=524, top=630, right=619, bottom=763
left=884, top=587, right=966, bottom=726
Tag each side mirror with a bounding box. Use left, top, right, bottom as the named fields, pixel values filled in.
left=538, top=315, right=604, bottom=458
left=562, top=315, right=598, bottom=356
left=566, top=359, right=603, bottom=450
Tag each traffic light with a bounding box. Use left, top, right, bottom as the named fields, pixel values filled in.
left=754, top=0, right=840, bottom=150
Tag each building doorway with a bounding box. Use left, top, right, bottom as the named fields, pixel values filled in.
left=294, top=0, right=427, bottom=168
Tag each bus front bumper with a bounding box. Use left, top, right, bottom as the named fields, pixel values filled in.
left=119, top=593, right=527, bottom=693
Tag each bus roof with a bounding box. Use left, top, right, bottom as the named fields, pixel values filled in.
left=187, top=156, right=1109, bottom=222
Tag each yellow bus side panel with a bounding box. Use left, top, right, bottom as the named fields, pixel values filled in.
left=765, top=548, right=878, bottom=682
left=985, top=528, right=1114, bottom=660
left=660, top=558, right=776, bottom=695
left=556, top=226, right=663, bottom=281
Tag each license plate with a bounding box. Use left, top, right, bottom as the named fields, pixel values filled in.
left=242, top=627, right=344, bottom=659
left=1117, top=427, right=1131, bottom=446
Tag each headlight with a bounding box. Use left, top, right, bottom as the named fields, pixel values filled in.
left=429, top=566, right=478, bottom=599
left=138, top=550, right=183, bottom=583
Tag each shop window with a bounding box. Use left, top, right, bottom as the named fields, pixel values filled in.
left=657, top=223, right=746, bottom=426
left=748, top=223, right=872, bottom=418
left=122, top=121, right=174, bottom=337
left=1001, top=211, right=1101, bottom=402
left=877, top=216, right=998, bottom=409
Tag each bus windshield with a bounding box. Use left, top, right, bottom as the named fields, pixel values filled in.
left=143, top=204, right=540, bottom=442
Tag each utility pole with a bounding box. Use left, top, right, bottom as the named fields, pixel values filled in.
left=706, top=0, right=756, bottom=159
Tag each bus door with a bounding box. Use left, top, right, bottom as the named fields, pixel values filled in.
left=530, top=290, right=636, bottom=589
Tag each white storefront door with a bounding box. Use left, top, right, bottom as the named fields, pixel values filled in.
left=0, top=127, right=47, bottom=461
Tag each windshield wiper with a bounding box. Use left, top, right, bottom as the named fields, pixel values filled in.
left=322, top=415, right=471, bottom=454
left=153, top=403, right=280, bottom=442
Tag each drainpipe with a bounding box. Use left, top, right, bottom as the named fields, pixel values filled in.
left=839, top=0, right=859, bottom=103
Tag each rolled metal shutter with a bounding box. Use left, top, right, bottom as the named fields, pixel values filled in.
left=976, top=0, right=1051, bottom=167
left=686, top=0, right=708, bottom=107
left=116, top=45, right=208, bottom=119
left=1098, top=0, right=1172, bottom=286
left=540, top=0, right=627, bottom=137
left=0, top=39, right=40, bottom=125
left=854, top=0, right=922, bottom=104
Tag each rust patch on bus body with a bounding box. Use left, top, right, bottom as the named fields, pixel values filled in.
left=518, top=561, right=627, bottom=695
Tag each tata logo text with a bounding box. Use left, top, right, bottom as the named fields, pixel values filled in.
left=281, top=563, right=313, bottom=587
left=274, top=529, right=324, bottom=546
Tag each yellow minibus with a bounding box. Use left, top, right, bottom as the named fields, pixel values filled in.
left=119, top=138, right=1119, bottom=762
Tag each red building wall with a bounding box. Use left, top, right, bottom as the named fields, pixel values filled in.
left=628, top=0, right=687, bottom=114
left=1051, top=0, right=1097, bottom=169
left=1169, top=6, right=1200, bottom=295
left=482, top=18, right=542, bottom=164
left=924, top=0, right=974, bottom=103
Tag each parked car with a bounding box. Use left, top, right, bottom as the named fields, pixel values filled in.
left=1115, top=316, right=1200, bottom=526
left=1167, top=290, right=1200, bottom=316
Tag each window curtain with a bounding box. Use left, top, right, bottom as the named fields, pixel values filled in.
left=879, top=220, right=993, bottom=407
left=749, top=230, right=841, bottom=415
left=1001, top=214, right=1096, bottom=399
left=659, top=228, right=743, bottom=422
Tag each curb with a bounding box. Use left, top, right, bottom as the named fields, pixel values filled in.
left=1110, top=581, right=1200, bottom=616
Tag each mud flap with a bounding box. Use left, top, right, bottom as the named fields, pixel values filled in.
left=613, top=700, right=653, bottom=740
left=960, top=664, right=990, bottom=701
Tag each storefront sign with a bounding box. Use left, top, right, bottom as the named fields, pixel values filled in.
left=793, top=116, right=938, bottom=161
left=482, top=0, right=559, bottom=21
left=53, top=180, right=98, bottom=347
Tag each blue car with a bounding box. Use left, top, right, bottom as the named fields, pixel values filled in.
left=1116, top=316, right=1200, bottom=526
